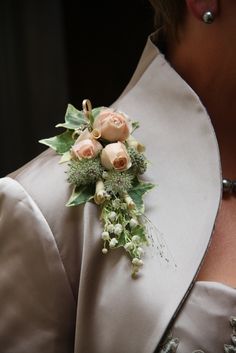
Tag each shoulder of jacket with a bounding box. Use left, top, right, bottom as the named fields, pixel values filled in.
left=5, top=148, right=73, bottom=222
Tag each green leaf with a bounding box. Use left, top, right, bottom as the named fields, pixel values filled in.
left=66, top=185, right=95, bottom=207
left=92, top=107, right=103, bottom=119
left=131, top=121, right=140, bottom=133
left=56, top=104, right=87, bottom=130
left=87, top=107, right=102, bottom=127
left=39, top=130, right=74, bottom=154
left=128, top=178, right=155, bottom=213
left=59, top=151, right=72, bottom=164
left=131, top=225, right=147, bottom=242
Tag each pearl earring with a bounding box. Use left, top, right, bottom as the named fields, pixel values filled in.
left=202, top=11, right=215, bottom=24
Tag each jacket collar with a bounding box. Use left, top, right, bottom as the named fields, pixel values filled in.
left=73, top=36, right=222, bottom=353
left=104, top=35, right=222, bottom=352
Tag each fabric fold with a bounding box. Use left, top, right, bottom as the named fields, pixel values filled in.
left=0, top=177, right=76, bottom=353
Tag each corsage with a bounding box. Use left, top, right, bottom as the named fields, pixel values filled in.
left=39, top=99, right=155, bottom=277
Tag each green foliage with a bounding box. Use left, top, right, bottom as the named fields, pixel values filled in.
left=131, top=121, right=140, bottom=133
left=92, top=107, right=103, bottom=119
left=67, top=158, right=104, bottom=186
left=128, top=178, right=155, bottom=213
left=128, top=147, right=148, bottom=175
left=56, top=104, right=87, bottom=130
left=104, top=170, right=134, bottom=195
left=59, top=151, right=72, bottom=164
left=66, top=185, right=94, bottom=207
left=130, top=225, right=147, bottom=242
left=39, top=130, right=74, bottom=154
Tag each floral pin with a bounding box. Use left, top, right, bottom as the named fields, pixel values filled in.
left=39, top=99, right=155, bottom=277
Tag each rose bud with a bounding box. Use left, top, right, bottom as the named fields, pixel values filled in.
left=93, top=108, right=130, bottom=142
left=72, top=138, right=102, bottom=160
left=126, top=135, right=145, bottom=153
left=94, top=180, right=107, bottom=205
left=101, top=142, right=131, bottom=171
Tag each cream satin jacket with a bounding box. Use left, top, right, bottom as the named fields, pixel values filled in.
left=0, top=36, right=222, bottom=353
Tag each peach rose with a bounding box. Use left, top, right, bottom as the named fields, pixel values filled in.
left=72, top=138, right=102, bottom=159
left=93, top=108, right=130, bottom=142
left=101, top=142, right=131, bottom=171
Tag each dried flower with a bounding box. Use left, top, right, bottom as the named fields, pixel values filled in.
left=104, top=170, right=134, bottom=195
left=128, top=146, right=148, bottom=175
left=67, top=158, right=103, bottom=186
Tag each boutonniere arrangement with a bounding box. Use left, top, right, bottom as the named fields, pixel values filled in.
left=39, top=99, right=155, bottom=277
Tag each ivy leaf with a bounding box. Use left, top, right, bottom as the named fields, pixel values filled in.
left=128, top=178, right=155, bottom=213
left=131, top=225, right=148, bottom=243
left=59, top=151, right=72, bottom=164
left=85, top=106, right=103, bottom=127
left=92, top=107, right=103, bottom=119
left=39, top=130, right=74, bottom=154
left=66, top=185, right=95, bottom=207
left=56, top=104, right=87, bottom=130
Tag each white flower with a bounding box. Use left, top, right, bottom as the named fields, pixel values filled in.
left=124, top=242, right=134, bottom=251
left=102, top=248, right=108, bottom=254
left=132, top=235, right=140, bottom=244
left=109, top=238, right=118, bottom=248
left=137, top=247, right=144, bottom=256
left=129, top=218, right=138, bottom=229
left=132, top=258, right=140, bottom=266
left=114, top=224, right=123, bottom=235
left=132, top=258, right=143, bottom=267
left=102, top=231, right=110, bottom=241
left=107, top=224, right=114, bottom=233
left=138, top=259, right=144, bottom=267
left=108, top=211, right=117, bottom=222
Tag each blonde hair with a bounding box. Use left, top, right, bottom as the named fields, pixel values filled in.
left=149, top=0, right=186, bottom=40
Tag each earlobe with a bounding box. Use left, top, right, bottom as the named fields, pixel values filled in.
left=186, top=0, right=218, bottom=22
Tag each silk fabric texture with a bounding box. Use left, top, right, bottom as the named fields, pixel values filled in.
left=163, top=281, right=236, bottom=352
left=0, top=35, right=222, bottom=353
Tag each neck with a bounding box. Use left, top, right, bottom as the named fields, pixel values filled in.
left=166, top=21, right=236, bottom=178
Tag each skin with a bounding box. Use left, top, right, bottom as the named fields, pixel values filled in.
left=166, top=0, right=236, bottom=288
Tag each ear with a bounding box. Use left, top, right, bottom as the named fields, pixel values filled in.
left=186, top=0, right=219, bottom=21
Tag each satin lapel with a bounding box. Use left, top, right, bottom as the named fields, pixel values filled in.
left=109, top=39, right=221, bottom=352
